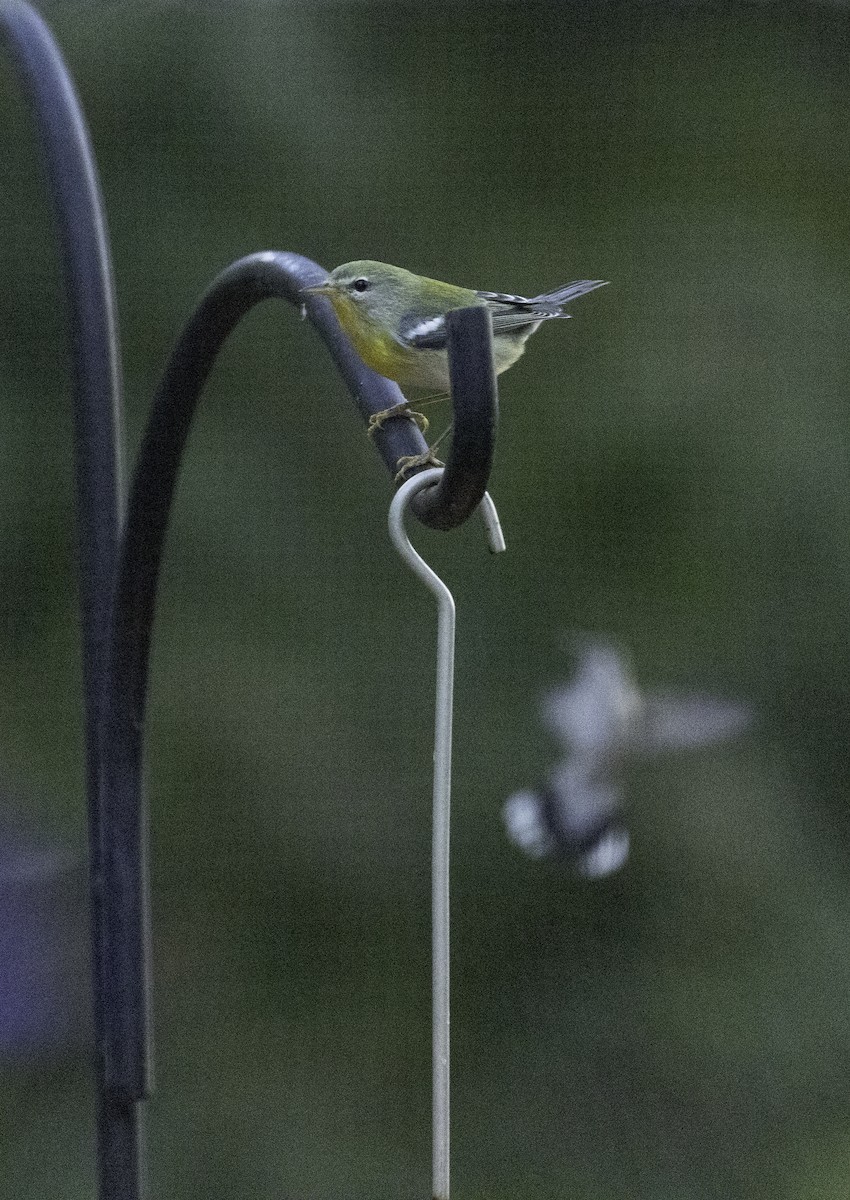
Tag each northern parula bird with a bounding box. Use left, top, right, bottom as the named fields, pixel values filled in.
left=305, top=260, right=607, bottom=472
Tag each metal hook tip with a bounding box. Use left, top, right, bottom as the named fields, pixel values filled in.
left=480, top=492, right=506, bottom=554
left=391, top=468, right=506, bottom=554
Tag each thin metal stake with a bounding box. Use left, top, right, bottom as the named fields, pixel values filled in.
left=388, top=468, right=505, bottom=1200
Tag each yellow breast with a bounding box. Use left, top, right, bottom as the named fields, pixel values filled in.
left=327, top=291, right=445, bottom=389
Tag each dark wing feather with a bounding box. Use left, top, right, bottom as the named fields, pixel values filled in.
left=529, top=280, right=608, bottom=307
left=477, top=289, right=534, bottom=305
left=401, top=279, right=608, bottom=346
left=398, top=311, right=448, bottom=350
left=487, top=305, right=565, bottom=334
left=476, top=279, right=608, bottom=335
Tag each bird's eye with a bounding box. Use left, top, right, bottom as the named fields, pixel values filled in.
left=351, top=278, right=370, bottom=293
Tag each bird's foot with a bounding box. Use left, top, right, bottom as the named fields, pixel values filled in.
left=367, top=402, right=429, bottom=437
left=394, top=450, right=445, bottom=483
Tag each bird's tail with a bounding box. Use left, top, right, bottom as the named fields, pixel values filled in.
left=531, top=279, right=608, bottom=309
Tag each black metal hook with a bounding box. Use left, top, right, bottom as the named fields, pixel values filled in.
left=0, top=6, right=499, bottom=1200
left=412, top=303, right=497, bottom=531
left=0, top=4, right=138, bottom=1199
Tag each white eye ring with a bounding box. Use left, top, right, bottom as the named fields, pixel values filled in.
left=352, top=278, right=369, bottom=293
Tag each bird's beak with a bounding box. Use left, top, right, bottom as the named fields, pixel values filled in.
left=303, top=281, right=333, bottom=296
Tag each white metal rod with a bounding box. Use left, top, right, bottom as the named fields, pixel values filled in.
left=388, top=469, right=505, bottom=1200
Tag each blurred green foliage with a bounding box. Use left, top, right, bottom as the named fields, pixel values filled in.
left=2, top=1, right=850, bottom=1196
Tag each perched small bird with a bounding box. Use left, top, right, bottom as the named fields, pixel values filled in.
left=305, top=260, right=606, bottom=472
left=504, top=639, right=753, bottom=878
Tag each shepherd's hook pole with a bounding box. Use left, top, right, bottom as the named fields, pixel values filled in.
left=388, top=468, right=505, bottom=1200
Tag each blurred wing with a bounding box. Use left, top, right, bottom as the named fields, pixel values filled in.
left=641, top=693, right=753, bottom=752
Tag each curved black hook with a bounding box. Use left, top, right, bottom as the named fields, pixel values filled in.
left=99, top=249, right=499, bottom=1101
left=0, top=4, right=136, bottom=1199
left=411, top=303, right=497, bottom=531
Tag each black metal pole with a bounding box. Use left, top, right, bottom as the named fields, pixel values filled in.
left=0, top=3, right=138, bottom=1198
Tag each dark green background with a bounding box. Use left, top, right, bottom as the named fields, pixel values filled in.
left=2, top=1, right=850, bottom=1196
